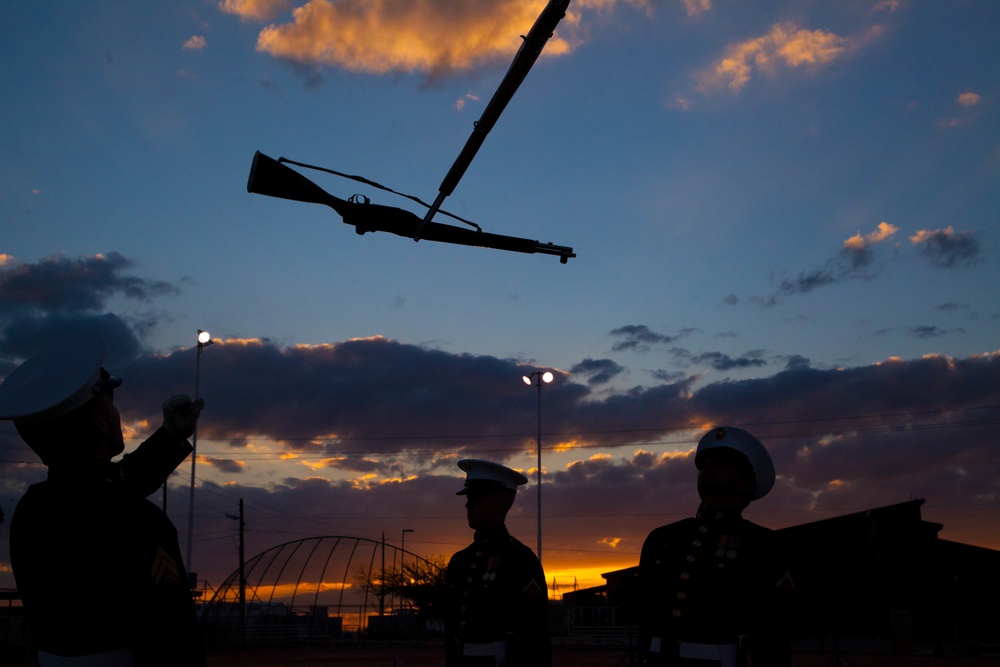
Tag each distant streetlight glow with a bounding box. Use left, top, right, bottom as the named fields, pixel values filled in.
left=522, top=370, right=553, bottom=564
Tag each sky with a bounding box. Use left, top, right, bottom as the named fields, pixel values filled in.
left=1, top=0, right=999, bottom=598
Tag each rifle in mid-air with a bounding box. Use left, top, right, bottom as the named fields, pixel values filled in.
left=247, top=151, right=575, bottom=261
left=248, top=0, right=576, bottom=263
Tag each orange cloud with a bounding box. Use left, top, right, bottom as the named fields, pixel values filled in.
left=697, top=22, right=858, bottom=93
left=207, top=336, right=266, bottom=349
left=958, top=92, right=981, bottom=107
left=843, top=221, right=899, bottom=250
left=553, top=437, right=584, bottom=453
left=121, top=418, right=150, bottom=443
left=219, top=0, right=292, bottom=22
left=301, top=456, right=342, bottom=471
left=681, top=0, right=711, bottom=16
left=183, top=35, right=207, bottom=51
left=871, top=0, right=901, bottom=13
left=910, top=227, right=946, bottom=245
left=250, top=0, right=579, bottom=75
left=455, top=92, right=479, bottom=112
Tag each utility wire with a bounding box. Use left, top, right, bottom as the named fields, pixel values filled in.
left=1, top=405, right=996, bottom=451
left=1, top=413, right=997, bottom=467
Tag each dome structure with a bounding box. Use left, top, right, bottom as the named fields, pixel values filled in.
left=202, top=535, right=443, bottom=645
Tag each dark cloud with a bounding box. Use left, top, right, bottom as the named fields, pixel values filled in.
left=323, top=457, right=385, bottom=474
left=692, top=350, right=768, bottom=372
left=751, top=294, right=780, bottom=308
left=0, top=253, right=178, bottom=362
left=0, top=313, right=142, bottom=362
left=609, top=325, right=693, bottom=352
left=569, top=358, right=625, bottom=386
left=908, top=325, right=964, bottom=339
left=771, top=225, right=980, bottom=301
left=777, top=246, right=883, bottom=295
left=686, top=354, right=1000, bottom=431
left=659, top=346, right=768, bottom=374
left=113, top=337, right=595, bottom=459
left=773, top=224, right=902, bottom=297
left=935, top=302, right=968, bottom=312
left=98, top=337, right=1000, bottom=479
left=650, top=369, right=687, bottom=383
left=202, top=457, right=246, bottom=474
left=875, top=326, right=965, bottom=341
left=0, top=253, right=177, bottom=316
left=911, top=227, right=981, bottom=269
left=782, top=355, right=811, bottom=371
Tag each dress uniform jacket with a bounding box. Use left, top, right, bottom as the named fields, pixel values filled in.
left=11, top=428, right=206, bottom=666
left=637, top=509, right=793, bottom=667
left=445, top=525, right=551, bottom=666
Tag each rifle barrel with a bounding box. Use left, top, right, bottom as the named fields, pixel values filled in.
left=417, top=0, right=572, bottom=237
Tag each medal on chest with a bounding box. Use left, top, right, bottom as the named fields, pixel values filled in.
left=714, top=534, right=741, bottom=559
left=482, top=555, right=502, bottom=581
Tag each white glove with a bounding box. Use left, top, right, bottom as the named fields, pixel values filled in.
left=162, top=394, right=205, bottom=439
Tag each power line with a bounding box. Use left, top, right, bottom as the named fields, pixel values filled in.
left=182, top=414, right=1000, bottom=461
left=0, top=404, right=995, bottom=448
left=5, top=411, right=993, bottom=469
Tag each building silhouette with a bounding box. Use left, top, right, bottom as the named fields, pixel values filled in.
left=562, top=499, right=1000, bottom=657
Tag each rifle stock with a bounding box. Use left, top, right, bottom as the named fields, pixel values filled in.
left=247, top=151, right=350, bottom=217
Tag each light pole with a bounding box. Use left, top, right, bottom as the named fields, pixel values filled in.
left=522, top=370, right=553, bottom=564
left=225, top=499, right=246, bottom=627
left=401, top=528, right=414, bottom=612
left=401, top=529, right=414, bottom=572
left=186, top=329, right=213, bottom=575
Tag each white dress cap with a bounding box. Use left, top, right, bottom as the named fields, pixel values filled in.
left=0, top=332, right=111, bottom=422
left=456, top=459, right=529, bottom=495
left=696, top=426, right=776, bottom=500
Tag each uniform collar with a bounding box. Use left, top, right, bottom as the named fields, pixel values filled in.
left=47, top=459, right=121, bottom=484
left=695, top=505, right=744, bottom=525
left=473, top=524, right=511, bottom=545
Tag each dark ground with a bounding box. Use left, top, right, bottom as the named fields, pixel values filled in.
left=5, top=642, right=997, bottom=666
left=196, top=644, right=999, bottom=666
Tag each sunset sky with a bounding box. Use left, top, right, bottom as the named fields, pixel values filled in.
left=1, top=0, right=999, bottom=597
